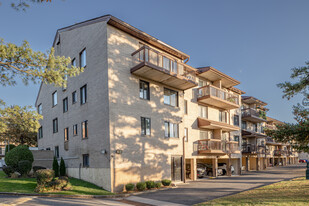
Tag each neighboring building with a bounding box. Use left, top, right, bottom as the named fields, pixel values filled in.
left=35, top=14, right=299, bottom=192
left=241, top=96, right=268, bottom=171
left=265, top=117, right=298, bottom=165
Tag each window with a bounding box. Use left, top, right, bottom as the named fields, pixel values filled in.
left=198, top=105, right=208, bottom=118
left=234, top=136, right=240, bottom=142
left=64, top=127, right=69, bottom=141
left=141, top=117, right=151, bottom=136
left=72, top=91, right=77, bottom=104
left=80, top=49, right=86, bottom=67
left=83, top=154, right=89, bottom=167
left=242, top=121, right=247, bottom=130
left=80, top=85, right=87, bottom=104
left=73, top=124, right=78, bottom=136
left=46, top=148, right=51, bottom=150
left=219, top=111, right=227, bottom=123
left=71, top=58, right=76, bottom=67
left=53, top=118, right=58, bottom=133
left=253, top=123, right=257, bottom=132
left=81, top=120, right=88, bottom=139
left=171, top=60, right=177, bottom=73
left=163, top=56, right=170, bottom=71
left=184, top=100, right=188, bottom=115
left=184, top=128, right=188, bottom=142
left=164, top=121, right=178, bottom=138
left=234, top=115, right=239, bottom=126
left=139, top=80, right=150, bottom=100
left=52, top=91, right=57, bottom=107
left=200, top=130, right=213, bottom=140
left=38, top=104, right=42, bottom=114
left=63, top=97, right=68, bottom=113
left=54, top=146, right=59, bottom=158
left=164, top=88, right=178, bottom=107
left=38, top=126, right=43, bottom=139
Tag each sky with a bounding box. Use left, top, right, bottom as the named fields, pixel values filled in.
left=0, top=0, right=308, bottom=123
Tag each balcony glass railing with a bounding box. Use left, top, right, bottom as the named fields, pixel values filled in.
left=131, top=46, right=196, bottom=82
left=198, top=139, right=223, bottom=152
left=242, top=108, right=266, bottom=120
left=197, top=85, right=240, bottom=105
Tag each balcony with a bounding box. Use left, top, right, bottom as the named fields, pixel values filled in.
left=197, top=85, right=240, bottom=109
left=274, top=150, right=287, bottom=156
left=242, top=144, right=257, bottom=154
left=226, top=141, right=241, bottom=153
left=242, top=108, right=267, bottom=123
left=131, top=46, right=197, bottom=90
left=198, top=139, right=226, bottom=155
left=197, top=117, right=240, bottom=132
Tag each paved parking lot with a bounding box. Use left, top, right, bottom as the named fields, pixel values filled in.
left=130, top=164, right=306, bottom=205
left=0, top=164, right=305, bottom=206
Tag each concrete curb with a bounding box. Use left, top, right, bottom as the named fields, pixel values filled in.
left=0, top=186, right=174, bottom=199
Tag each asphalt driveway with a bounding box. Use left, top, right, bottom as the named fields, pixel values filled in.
left=128, top=164, right=306, bottom=205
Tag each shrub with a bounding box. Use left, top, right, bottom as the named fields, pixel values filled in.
left=18, top=160, right=32, bottom=176
left=52, top=156, right=59, bottom=177
left=59, top=157, right=66, bottom=176
left=36, top=169, right=54, bottom=186
left=33, top=166, right=46, bottom=174
left=136, top=182, right=146, bottom=191
left=11, top=172, right=19, bottom=178
left=155, top=182, right=162, bottom=188
left=5, top=144, right=16, bottom=153
left=48, top=176, right=69, bottom=191
left=5, top=145, right=34, bottom=171
left=125, top=183, right=135, bottom=191
left=2, top=165, right=14, bottom=177
left=145, top=180, right=155, bottom=189
left=161, top=179, right=172, bottom=186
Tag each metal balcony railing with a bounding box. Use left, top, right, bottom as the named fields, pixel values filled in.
left=197, top=85, right=240, bottom=105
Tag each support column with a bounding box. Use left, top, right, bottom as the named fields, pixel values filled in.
left=257, top=157, right=260, bottom=171
left=246, top=157, right=249, bottom=171
left=227, top=155, right=232, bottom=176
left=212, top=157, right=218, bottom=178
left=192, top=158, right=197, bottom=181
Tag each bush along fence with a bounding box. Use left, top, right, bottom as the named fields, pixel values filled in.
left=125, top=179, right=171, bottom=192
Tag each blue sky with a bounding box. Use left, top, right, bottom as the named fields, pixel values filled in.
left=0, top=0, right=307, bottom=123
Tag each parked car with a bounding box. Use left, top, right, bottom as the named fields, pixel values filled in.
left=197, top=163, right=213, bottom=178
left=299, top=159, right=307, bottom=163
left=218, top=163, right=227, bottom=176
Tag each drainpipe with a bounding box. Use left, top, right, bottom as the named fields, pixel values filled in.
left=183, top=136, right=186, bottom=183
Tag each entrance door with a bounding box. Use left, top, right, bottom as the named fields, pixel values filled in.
left=171, top=156, right=182, bottom=181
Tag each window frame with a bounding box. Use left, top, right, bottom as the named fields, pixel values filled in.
left=71, top=58, right=76, bottom=67
left=73, top=124, right=78, bottom=136
left=72, top=91, right=77, bottom=104
left=139, top=80, right=150, bottom=100
left=52, top=91, right=58, bottom=107
left=164, top=121, right=179, bottom=138
left=83, top=154, right=89, bottom=167
left=219, top=111, right=227, bottom=123
left=198, top=105, right=208, bottom=118
left=53, top=118, right=58, bottom=133
left=64, top=127, right=69, bottom=142
left=234, top=115, right=240, bottom=126
left=63, top=97, right=68, bottom=113
left=163, top=88, right=178, bottom=107
left=184, top=127, right=188, bottom=142
left=141, top=117, right=151, bottom=136
left=80, top=85, right=87, bottom=105
left=38, top=104, right=42, bottom=114
left=80, top=48, right=86, bottom=68
left=184, top=100, right=188, bottom=115
left=38, top=126, right=43, bottom=139
left=81, top=120, right=88, bottom=139
left=54, top=146, right=59, bottom=158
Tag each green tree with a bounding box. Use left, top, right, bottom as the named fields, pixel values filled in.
left=0, top=104, right=42, bottom=146
left=53, top=156, right=59, bottom=177
left=266, top=61, right=309, bottom=152
left=59, top=157, right=66, bottom=176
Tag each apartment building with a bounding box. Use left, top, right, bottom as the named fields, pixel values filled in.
left=265, top=117, right=298, bottom=166
left=35, top=15, right=246, bottom=192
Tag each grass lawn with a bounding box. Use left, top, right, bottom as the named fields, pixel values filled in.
left=196, top=177, right=309, bottom=206
left=0, top=171, right=114, bottom=195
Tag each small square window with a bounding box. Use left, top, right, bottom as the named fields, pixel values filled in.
left=83, top=154, right=89, bottom=167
